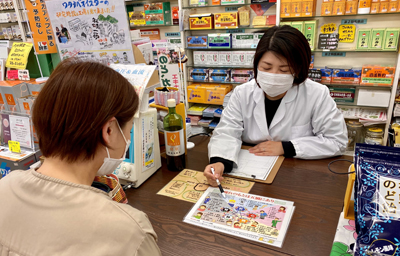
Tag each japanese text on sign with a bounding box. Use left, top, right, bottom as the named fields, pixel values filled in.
left=62, top=0, right=110, bottom=9
left=24, top=0, right=57, bottom=54
left=320, top=23, right=337, bottom=34
left=341, top=19, right=367, bottom=24
left=6, top=43, right=33, bottom=69
left=56, top=6, right=116, bottom=17
left=380, top=176, right=400, bottom=218
left=322, top=52, right=346, bottom=57
left=8, top=141, right=21, bottom=154
left=339, top=24, right=356, bottom=43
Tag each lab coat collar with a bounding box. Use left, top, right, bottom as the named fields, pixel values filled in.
left=269, top=85, right=299, bottom=130
left=253, top=82, right=270, bottom=138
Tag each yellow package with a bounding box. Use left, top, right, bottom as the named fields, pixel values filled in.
left=345, top=1, right=358, bottom=14
left=379, top=1, right=389, bottom=11
left=281, top=2, right=292, bottom=17
left=291, top=1, right=302, bottom=16
left=389, top=0, right=398, bottom=11
left=333, top=2, right=346, bottom=14
left=214, top=12, right=238, bottom=28
left=238, top=6, right=250, bottom=26
left=252, top=16, right=267, bottom=27
left=370, top=2, right=380, bottom=12
left=205, top=84, right=232, bottom=105
left=321, top=2, right=334, bottom=15
left=187, top=84, right=207, bottom=103
left=302, top=0, right=314, bottom=16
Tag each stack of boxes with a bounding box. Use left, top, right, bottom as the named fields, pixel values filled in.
left=189, top=68, right=254, bottom=83
left=356, top=28, right=399, bottom=50
left=281, top=0, right=316, bottom=17
left=280, top=21, right=318, bottom=50
left=129, top=2, right=173, bottom=26
left=187, top=84, right=232, bottom=105
left=370, top=0, right=400, bottom=13
left=322, top=0, right=357, bottom=16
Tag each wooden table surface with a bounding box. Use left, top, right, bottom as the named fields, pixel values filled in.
left=125, top=136, right=353, bottom=256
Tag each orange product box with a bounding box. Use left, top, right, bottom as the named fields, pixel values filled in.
left=345, top=1, right=358, bottom=14
left=214, top=12, right=238, bottom=29
left=187, top=84, right=207, bottom=103
left=205, top=84, right=232, bottom=105
left=281, top=1, right=292, bottom=17
left=291, top=1, right=302, bottom=17
left=302, top=0, right=315, bottom=16
left=370, top=2, right=380, bottom=12
left=371, top=0, right=379, bottom=3
left=389, top=0, right=398, bottom=11
left=379, top=1, right=389, bottom=12
left=398, top=0, right=400, bottom=11
left=189, top=14, right=214, bottom=30
left=361, top=65, right=396, bottom=86
left=212, top=0, right=221, bottom=4
left=0, top=80, right=29, bottom=113
left=333, top=2, right=346, bottom=14
left=322, top=2, right=334, bottom=15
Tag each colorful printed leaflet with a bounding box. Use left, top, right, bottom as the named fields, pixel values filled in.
left=184, top=187, right=295, bottom=248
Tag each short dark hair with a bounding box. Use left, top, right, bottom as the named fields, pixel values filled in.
left=32, top=58, right=138, bottom=163
left=253, top=25, right=311, bottom=85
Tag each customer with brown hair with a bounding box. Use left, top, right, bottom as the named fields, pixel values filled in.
left=0, top=58, right=161, bottom=255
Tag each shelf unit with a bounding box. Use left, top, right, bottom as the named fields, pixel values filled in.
left=279, top=2, right=400, bottom=146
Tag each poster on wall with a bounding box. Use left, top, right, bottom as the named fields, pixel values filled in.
left=24, top=0, right=58, bottom=54
left=45, top=0, right=135, bottom=65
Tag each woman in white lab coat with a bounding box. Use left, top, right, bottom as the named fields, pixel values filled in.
left=204, top=25, right=348, bottom=186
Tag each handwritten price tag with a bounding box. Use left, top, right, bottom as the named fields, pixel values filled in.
left=8, top=141, right=21, bottom=154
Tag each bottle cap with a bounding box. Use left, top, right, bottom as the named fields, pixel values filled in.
left=167, top=99, right=176, bottom=108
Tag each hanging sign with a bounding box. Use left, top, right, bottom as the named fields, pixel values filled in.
left=320, top=23, right=337, bottom=34
left=24, top=0, right=58, bottom=54
left=322, top=52, right=346, bottom=57
left=6, top=42, right=33, bottom=69
left=338, top=24, right=356, bottom=43
left=46, top=0, right=135, bottom=65
left=158, top=54, right=181, bottom=89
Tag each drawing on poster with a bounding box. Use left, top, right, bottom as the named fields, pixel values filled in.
left=46, top=0, right=134, bottom=65
left=157, top=169, right=255, bottom=203
left=184, top=187, right=295, bottom=248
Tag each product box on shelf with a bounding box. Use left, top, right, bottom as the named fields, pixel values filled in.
left=389, top=1, right=398, bottom=12
left=291, top=1, right=302, bottom=17
left=145, top=14, right=164, bottom=26
left=17, top=95, right=36, bottom=115
left=214, top=12, right=239, bottom=29
left=209, top=69, right=231, bottom=82
left=345, top=1, right=358, bottom=14
left=231, top=69, right=254, bottom=83
left=360, top=65, right=396, bottom=86
left=205, top=84, right=233, bottom=105
left=231, top=51, right=247, bottom=66
left=304, top=20, right=318, bottom=51
left=144, top=2, right=169, bottom=14
left=383, top=28, right=400, bottom=50
left=189, top=14, right=214, bottom=30
left=302, top=0, right=315, bottom=16
left=189, top=68, right=209, bottom=82
left=187, top=36, right=208, bottom=49
left=309, top=55, right=314, bottom=69
left=369, top=28, right=386, bottom=50
left=291, top=21, right=304, bottom=33
left=25, top=79, right=45, bottom=96
left=172, top=6, right=179, bottom=25
left=281, top=0, right=292, bottom=17
left=357, top=89, right=391, bottom=107
left=193, top=51, right=207, bottom=65
left=379, top=1, right=389, bottom=12
left=208, top=34, right=232, bottom=49
left=232, top=33, right=257, bottom=48
left=329, top=88, right=355, bottom=103
left=321, top=2, right=333, bottom=15
left=0, top=80, right=29, bottom=113
left=11, top=25, right=20, bottom=40
left=356, top=29, right=372, bottom=50
left=189, top=0, right=208, bottom=6
left=129, top=11, right=146, bottom=26
left=370, top=2, right=380, bottom=13
left=320, top=68, right=333, bottom=84
left=218, top=52, right=232, bottom=66
left=205, top=51, right=219, bottom=65
left=0, top=88, right=8, bottom=111
left=331, top=69, right=361, bottom=84
left=245, top=51, right=256, bottom=65
left=188, top=84, right=207, bottom=103
left=221, top=0, right=245, bottom=4
left=333, top=1, right=346, bottom=14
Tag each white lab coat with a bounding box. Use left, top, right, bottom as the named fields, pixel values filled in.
left=208, top=79, right=348, bottom=165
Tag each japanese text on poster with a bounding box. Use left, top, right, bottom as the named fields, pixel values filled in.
left=158, top=54, right=181, bottom=89
left=9, top=115, right=32, bottom=149
left=339, top=24, right=356, bottom=43
left=24, top=0, right=57, bottom=54
left=46, top=0, right=135, bottom=65
left=6, top=43, right=33, bottom=69
left=320, top=23, right=337, bottom=34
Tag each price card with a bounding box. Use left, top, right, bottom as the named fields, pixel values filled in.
left=339, top=24, right=356, bottom=43
left=8, top=141, right=21, bottom=153
left=7, top=70, right=18, bottom=80
left=320, top=23, right=337, bottom=34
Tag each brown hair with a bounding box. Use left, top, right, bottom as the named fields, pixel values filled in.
left=32, top=58, right=138, bottom=162
left=253, top=25, right=311, bottom=85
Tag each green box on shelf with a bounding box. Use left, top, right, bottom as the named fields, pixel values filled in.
left=356, top=29, right=371, bottom=50
left=383, top=28, right=400, bottom=51
left=369, top=28, right=386, bottom=51
left=304, top=20, right=317, bottom=51
left=280, top=22, right=291, bottom=26
left=291, top=21, right=304, bottom=34
left=208, top=33, right=232, bottom=49
left=163, top=2, right=171, bottom=26
left=329, top=88, right=355, bottom=103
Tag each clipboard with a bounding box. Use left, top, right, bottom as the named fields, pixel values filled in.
left=223, top=146, right=285, bottom=185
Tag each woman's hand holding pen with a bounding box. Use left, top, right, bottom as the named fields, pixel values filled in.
left=249, top=141, right=284, bottom=156
left=203, top=162, right=224, bottom=187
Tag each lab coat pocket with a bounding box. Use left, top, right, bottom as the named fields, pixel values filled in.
left=291, top=123, right=313, bottom=140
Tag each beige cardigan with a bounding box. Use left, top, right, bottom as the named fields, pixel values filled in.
left=0, top=169, right=161, bottom=256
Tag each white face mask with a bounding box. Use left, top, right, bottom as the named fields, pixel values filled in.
left=257, top=70, right=294, bottom=97
left=96, top=121, right=130, bottom=176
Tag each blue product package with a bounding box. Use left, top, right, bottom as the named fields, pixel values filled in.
left=207, top=33, right=231, bottom=49
left=354, top=144, right=400, bottom=256
left=189, top=68, right=209, bottom=82
left=209, top=69, right=231, bottom=82
left=187, top=36, right=208, bottom=49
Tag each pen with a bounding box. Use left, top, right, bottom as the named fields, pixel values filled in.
left=211, top=167, right=226, bottom=198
